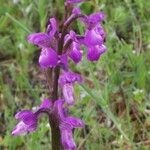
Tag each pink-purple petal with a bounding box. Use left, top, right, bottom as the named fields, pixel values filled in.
left=69, top=42, right=82, bottom=63
left=59, top=71, right=82, bottom=87
left=39, top=48, right=58, bottom=68
left=12, top=121, right=37, bottom=136
left=87, top=45, right=107, bottom=61
left=65, top=117, right=84, bottom=128
left=84, top=28, right=103, bottom=47
left=63, top=83, right=75, bottom=105
left=47, top=18, right=57, bottom=37
left=15, top=110, right=36, bottom=125
left=60, top=129, right=76, bottom=150
left=27, top=33, right=51, bottom=48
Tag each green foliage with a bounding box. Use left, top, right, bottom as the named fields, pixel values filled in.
left=0, top=0, right=150, bottom=149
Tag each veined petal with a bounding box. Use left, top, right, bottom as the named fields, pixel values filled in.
left=81, top=12, right=105, bottom=29
left=63, top=83, right=74, bottom=105
left=15, top=110, right=36, bottom=126
left=60, top=129, right=76, bottom=150
left=69, top=42, right=82, bottom=63
left=65, top=117, right=84, bottom=128
left=96, top=25, right=106, bottom=40
left=12, top=121, right=37, bottom=136
left=27, top=33, right=51, bottom=48
left=59, top=71, right=82, bottom=87
left=60, top=116, right=84, bottom=130
left=84, top=28, right=103, bottom=47
left=47, top=18, right=57, bottom=37
left=39, top=48, right=58, bottom=68
left=87, top=45, right=107, bottom=61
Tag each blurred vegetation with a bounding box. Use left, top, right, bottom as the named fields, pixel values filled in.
left=0, top=0, right=150, bottom=149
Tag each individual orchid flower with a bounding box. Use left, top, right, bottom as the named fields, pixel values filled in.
left=64, top=31, right=83, bottom=64
left=53, top=100, right=84, bottom=150
left=12, top=99, right=52, bottom=136
left=60, top=116, right=84, bottom=150
left=59, top=71, right=82, bottom=105
left=81, top=12, right=105, bottom=29
left=12, top=110, right=38, bottom=136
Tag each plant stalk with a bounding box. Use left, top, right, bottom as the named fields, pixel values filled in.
left=47, top=12, right=85, bottom=150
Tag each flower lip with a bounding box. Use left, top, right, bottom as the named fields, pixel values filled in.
left=84, top=28, right=103, bottom=47
left=39, top=48, right=58, bottom=68
left=87, top=44, right=107, bottom=61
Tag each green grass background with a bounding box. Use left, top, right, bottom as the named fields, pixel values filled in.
left=0, top=0, right=150, bottom=149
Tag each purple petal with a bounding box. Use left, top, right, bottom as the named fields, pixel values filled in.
left=87, top=45, right=107, bottom=61
left=15, top=110, right=33, bottom=120
left=84, top=28, right=103, bottom=47
left=59, top=71, right=82, bottom=87
left=47, top=18, right=57, bottom=37
left=69, top=42, right=82, bottom=63
left=64, top=31, right=76, bottom=45
left=39, top=48, right=58, bottom=68
left=96, top=25, right=106, bottom=40
left=15, top=110, right=36, bottom=125
left=81, top=12, right=105, bottom=29
left=60, top=116, right=84, bottom=130
left=12, top=121, right=37, bottom=136
left=60, top=129, right=76, bottom=150
left=27, top=33, right=51, bottom=48
left=65, top=117, right=84, bottom=128
left=63, top=83, right=74, bottom=105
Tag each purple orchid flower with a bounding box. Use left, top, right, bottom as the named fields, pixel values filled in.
left=64, top=31, right=83, bottom=64
left=59, top=71, right=82, bottom=105
left=60, top=117, right=84, bottom=150
left=39, top=48, right=58, bottom=68
left=12, top=99, right=52, bottom=136
left=81, top=12, right=106, bottom=29
left=54, top=100, right=84, bottom=150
